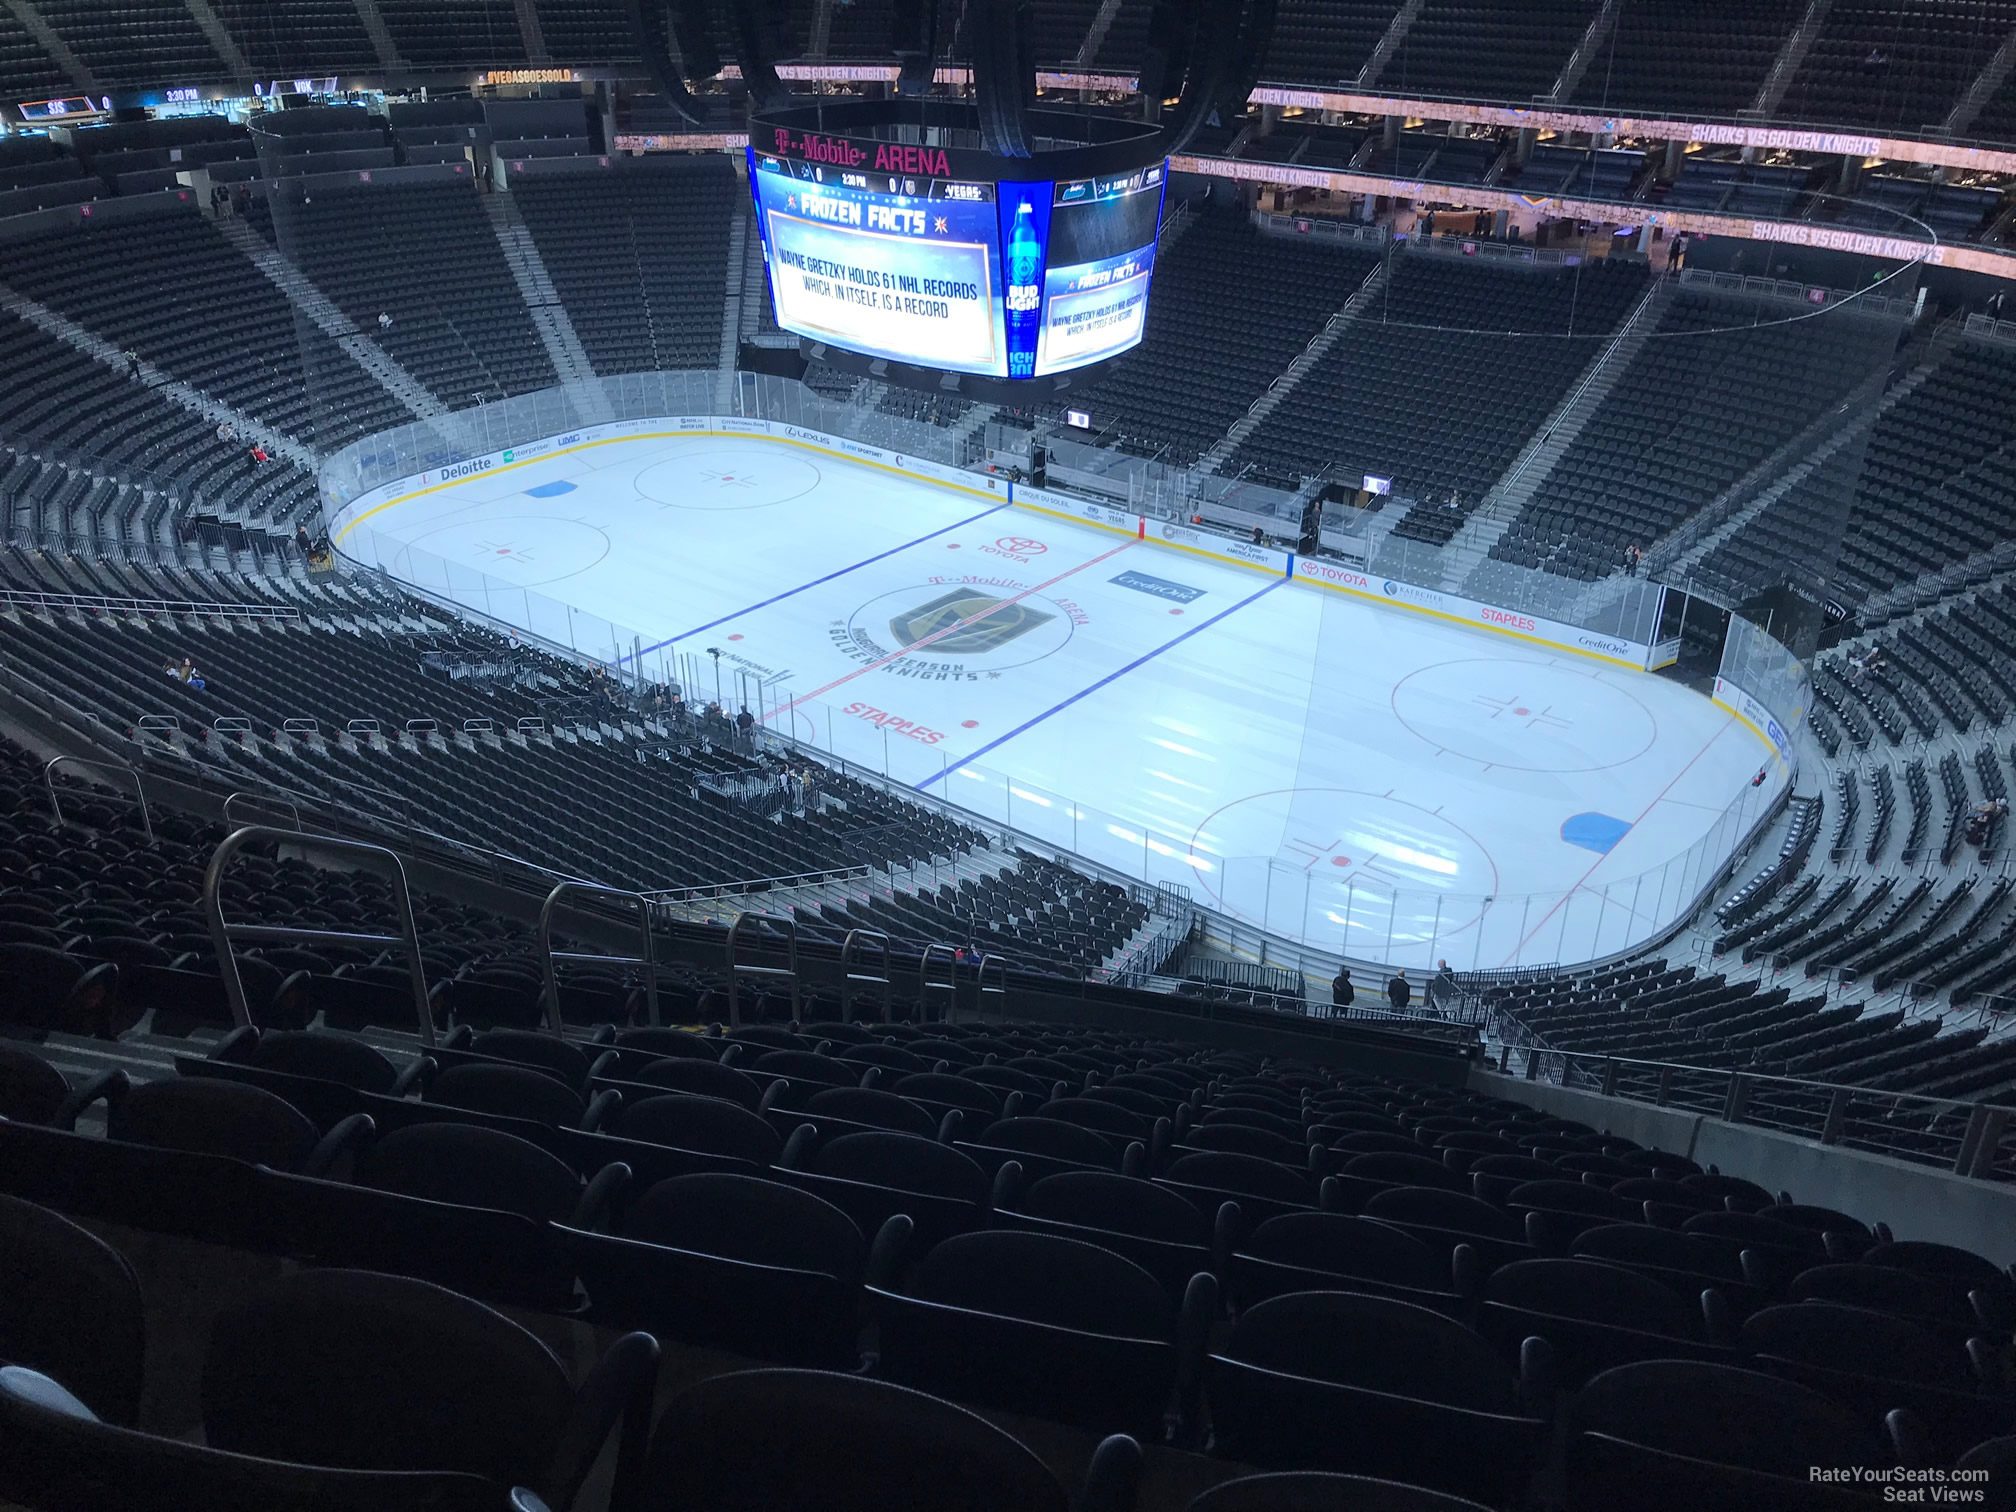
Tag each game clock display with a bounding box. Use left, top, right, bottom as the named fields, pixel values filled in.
left=748, top=151, right=1164, bottom=381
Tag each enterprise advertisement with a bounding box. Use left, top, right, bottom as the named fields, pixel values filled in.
left=750, top=152, right=1009, bottom=377
left=1035, top=163, right=1165, bottom=377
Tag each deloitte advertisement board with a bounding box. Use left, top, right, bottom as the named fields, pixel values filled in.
left=747, top=149, right=1164, bottom=380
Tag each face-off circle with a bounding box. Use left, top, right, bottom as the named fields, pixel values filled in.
left=634, top=449, right=823, bottom=511
left=1391, top=658, right=1658, bottom=773
left=843, top=578, right=1078, bottom=673
left=399, top=516, right=611, bottom=588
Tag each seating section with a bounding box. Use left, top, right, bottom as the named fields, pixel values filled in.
left=535, top=0, right=641, bottom=64
left=0, top=961, right=2007, bottom=1512
left=0, top=7, right=68, bottom=98
left=279, top=181, right=556, bottom=405
left=1568, top=0, right=1803, bottom=114
left=0, top=209, right=410, bottom=455
left=1231, top=252, right=1648, bottom=535
left=1778, top=0, right=2016, bottom=131
left=1028, top=0, right=1104, bottom=63
left=0, top=311, right=313, bottom=543
left=209, top=0, right=379, bottom=74
left=1044, top=213, right=1385, bottom=463
left=1259, top=0, right=1408, bottom=87
left=1489, top=287, right=1901, bottom=581
left=1830, top=338, right=2016, bottom=607
left=375, top=0, right=529, bottom=67
left=32, top=0, right=230, bottom=88
left=1381, top=0, right=1598, bottom=102
left=511, top=157, right=739, bottom=375
left=1493, top=958, right=2016, bottom=1121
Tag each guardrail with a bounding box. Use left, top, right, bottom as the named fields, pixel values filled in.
left=1492, top=1038, right=2013, bottom=1180
left=0, top=587, right=299, bottom=620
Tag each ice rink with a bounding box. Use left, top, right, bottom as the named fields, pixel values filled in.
left=334, top=430, right=1785, bottom=969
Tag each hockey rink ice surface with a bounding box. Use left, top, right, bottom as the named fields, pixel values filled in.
left=336, top=431, right=1785, bottom=969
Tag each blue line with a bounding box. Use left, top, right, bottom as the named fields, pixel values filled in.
left=915, top=574, right=1288, bottom=790
left=620, top=500, right=1013, bottom=663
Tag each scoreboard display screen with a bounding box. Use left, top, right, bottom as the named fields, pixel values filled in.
left=749, top=150, right=1165, bottom=381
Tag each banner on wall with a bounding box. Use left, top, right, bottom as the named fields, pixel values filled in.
left=1293, top=556, right=1654, bottom=668
left=1714, top=676, right=1796, bottom=760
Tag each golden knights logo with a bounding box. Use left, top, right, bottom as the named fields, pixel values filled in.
left=889, top=588, right=1055, bottom=656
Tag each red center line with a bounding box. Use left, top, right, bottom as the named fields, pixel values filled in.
left=765, top=538, right=1138, bottom=722
left=1500, top=715, right=1738, bottom=967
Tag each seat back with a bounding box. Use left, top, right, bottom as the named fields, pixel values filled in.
left=0, top=1196, right=146, bottom=1425
left=359, top=1123, right=582, bottom=1224
left=617, top=1094, right=782, bottom=1165
left=1244, top=1212, right=1441, bottom=1288
left=911, top=1230, right=1173, bottom=1339
left=1740, top=1302, right=1973, bottom=1387
left=0, top=1043, right=68, bottom=1123
left=807, top=1086, right=937, bottom=1138
left=0, top=1367, right=507, bottom=1512
left=811, top=1131, right=987, bottom=1202
left=622, top=1173, right=867, bottom=1286
left=975, top=1116, right=1121, bottom=1170
left=1186, top=1470, right=1495, bottom=1511
left=203, top=1269, right=572, bottom=1491
left=641, top=1368, right=1070, bottom=1512
left=247, top=1030, right=398, bottom=1094
left=1226, top=1292, right=1516, bottom=1412
left=1570, top=1360, right=1885, bottom=1478
left=633, top=1056, right=765, bottom=1108
left=1021, top=1170, right=1206, bottom=1245
left=1485, top=1258, right=1701, bottom=1338
left=110, top=1077, right=318, bottom=1170
left=428, top=1062, right=585, bottom=1128
left=465, top=1029, right=590, bottom=1086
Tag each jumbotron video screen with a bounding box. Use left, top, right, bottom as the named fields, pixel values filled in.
left=748, top=149, right=1165, bottom=380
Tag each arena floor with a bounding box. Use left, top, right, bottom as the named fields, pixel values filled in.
left=334, top=431, right=1785, bottom=969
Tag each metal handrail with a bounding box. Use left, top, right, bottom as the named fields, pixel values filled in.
left=538, top=880, right=660, bottom=1032
left=202, top=825, right=435, bottom=1045
left=920, top=941, right=959, bottom=1024
left=1501, top=1040, right=2016, bottom=1178
left=840, top=927, right=892, bottom=1023
left=223, top=791, right=301, bottom=831
left=45, top=754, right=151, bottom=840
left=726, top=911, right=799, bottom=1028
left=976, top=951, right=1008, bottom=1022
left=0, top=586, right=300, bottom=620
left=646, top=862, right=871, bottom=905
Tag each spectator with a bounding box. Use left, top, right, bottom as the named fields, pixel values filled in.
left=249, top=443, right=269, bottom=464
left=1330, top=968, right=1354, bottom=1016
left=1386, top=970, right=1411, bottom=1010
left=173, top=656, right=205, bottom=691
left=1250, top=525, right=1265, bottom=546
left=216, top=420, right=237, bottom=446
left=1429, top=959, right=1459, bottom=1014
left=736, top=705, right=756, bottom=744
left=1849, top=645, right=1883, bottom=680
left=232, top=183, right=251, bottom=217
left=124, top=349, right=142, bottom=380
left=377, top=312, right=394, bottom=333
left=1624, top=543, right=1641, bottom=577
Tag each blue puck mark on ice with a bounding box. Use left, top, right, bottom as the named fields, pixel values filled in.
left=1562, top=812, right=1632, bottom=854
left=524, top=480, right=577, bottom=498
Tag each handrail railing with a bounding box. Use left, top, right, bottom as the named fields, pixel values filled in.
left=646, top=862, right=871, bottom=905
left=840, top=927, right=892, bottom=1023
left=0, top=587, right=300, bottom=620
left=538, top=880, right=660, bottom=1032
left=222, top=791, right=300, bottom=832
left=1497, top=1039, right=2015, bottom=1179
left=976, top=951, right=1008, bottom=1022
left=726, top=911, right=799, bottom=1028
left=45, top=754, right=151, bottom=840
left=202, top=825, right=435, bottom=1045
left=920, top=941, right=959, bottom=1024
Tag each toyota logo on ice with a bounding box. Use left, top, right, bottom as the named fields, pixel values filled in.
left=980, top=536, right=1048, bottom=563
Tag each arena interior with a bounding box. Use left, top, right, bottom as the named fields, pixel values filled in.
left=0, top=2, right=2015, bottom=1509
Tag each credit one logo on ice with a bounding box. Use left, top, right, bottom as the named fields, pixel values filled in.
left=1111, top=570, right=1205, bottom=604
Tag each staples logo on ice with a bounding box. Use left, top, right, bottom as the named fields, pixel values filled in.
left=843, top=701, right=944, bottom=745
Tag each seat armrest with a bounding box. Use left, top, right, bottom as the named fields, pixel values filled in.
left=53, top=1069, right=129, bottom=1131
left=542, top=1331, right=661, bottom=1512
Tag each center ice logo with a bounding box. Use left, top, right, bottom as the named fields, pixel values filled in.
left=890, top=588, right=1055, bottom=656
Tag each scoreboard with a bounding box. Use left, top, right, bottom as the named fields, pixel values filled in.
left=748, top=144, right=1165, bottom=383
